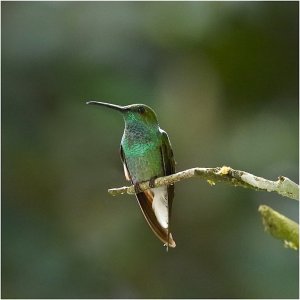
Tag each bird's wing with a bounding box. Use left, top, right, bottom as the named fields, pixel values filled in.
left=120, top=145, right=131, bottom=181
left=159, top=129, right=176, bottom=249
left=120, top=145, right=176, bottom=248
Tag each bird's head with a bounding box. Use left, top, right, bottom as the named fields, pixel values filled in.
left=86, top=101, right=159, bottom=127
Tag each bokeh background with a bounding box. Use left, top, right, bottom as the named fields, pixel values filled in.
left=2, top=2, right=299, bottom=298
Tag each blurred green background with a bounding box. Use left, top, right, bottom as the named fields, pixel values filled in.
left=2, top=2, right=299, bottom=299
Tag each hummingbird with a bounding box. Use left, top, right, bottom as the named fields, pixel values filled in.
left=86, top=101, right=176, bottom=249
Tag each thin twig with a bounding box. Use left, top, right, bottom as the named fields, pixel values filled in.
left=108, top=166, right=299, bottom=201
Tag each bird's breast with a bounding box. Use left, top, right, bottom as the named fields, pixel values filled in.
left=122, top=142, right=163, bottom=182
left=124, top=140, right=156, bottom=157
left=122, top=128, right=160, bottom=156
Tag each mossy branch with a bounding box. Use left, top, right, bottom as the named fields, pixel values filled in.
left=108, top=166, right=299, bottom=201
left=258, top=205, right=299, bottom=250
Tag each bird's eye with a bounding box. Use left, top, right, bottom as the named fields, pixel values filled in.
left=138, top=107, right=145, bottom=114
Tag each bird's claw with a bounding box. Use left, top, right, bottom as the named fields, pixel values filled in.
left=149, top=176, right=157, bottom=188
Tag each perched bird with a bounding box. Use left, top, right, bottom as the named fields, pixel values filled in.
left=87, top=101, right=176, bottom=249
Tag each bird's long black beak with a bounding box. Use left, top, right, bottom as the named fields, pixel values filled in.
left=86, top=101, right=126, bottom=112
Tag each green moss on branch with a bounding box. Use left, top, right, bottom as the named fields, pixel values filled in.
left=258, top=205, right=299, bottom=250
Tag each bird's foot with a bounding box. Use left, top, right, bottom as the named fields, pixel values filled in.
left=134, top=176, right=157, bottom=194
left=149, top=176, right=158, bottom=188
